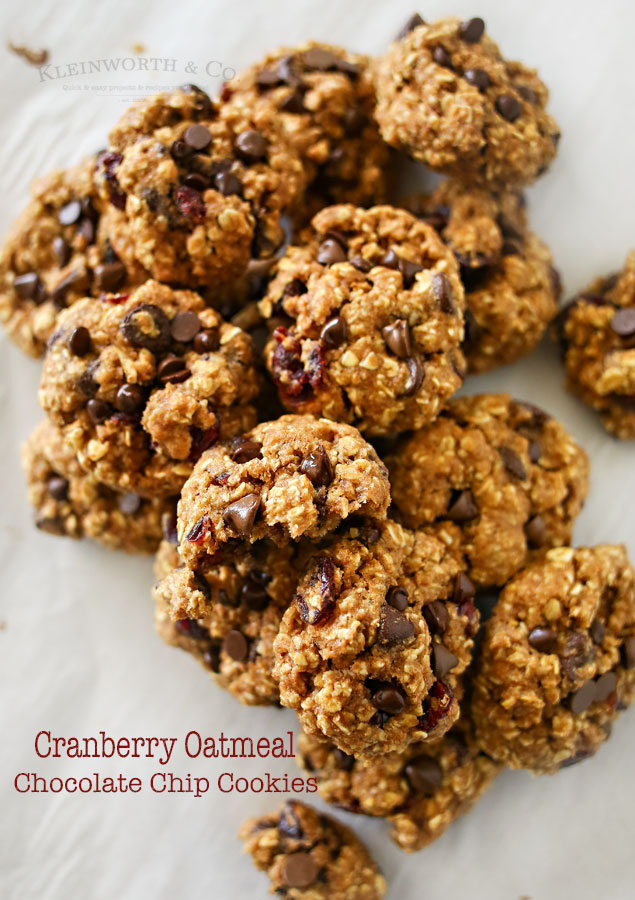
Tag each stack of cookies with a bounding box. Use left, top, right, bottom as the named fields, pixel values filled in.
left=4, top=12, right=635, bottom=898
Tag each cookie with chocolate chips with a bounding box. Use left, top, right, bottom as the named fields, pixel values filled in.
left=374, top=15, right=560, bottom=187
left=297, top=714, right=501, bottom=852
left=408, top=179, right=560, bottom=373
left=22, top=419, right=174, bottom=554
left=386, top=393, right=590, bottom=587
left=274, top=520, right=477, bottom=757
left=177, top=414, right=390, bottom=565
left=259, top=204, right=466, bottom=434
left=558, top=250, right=635, bottom=439
left=472, top=544, right=635, bottom=774
left=224, top=41, right=392, bottom=219
left=154, top=537, right=299, bottom=706
left=0, top=155, right=141, bottom=358
left=39, top=279, right=260, bottom=498
left=97, top=87, right=305, bottom=290
left=239, top=800, right=386, bottom=899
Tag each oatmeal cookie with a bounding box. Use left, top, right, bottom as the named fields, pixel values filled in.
left=0, top=156, right=141, bottom=358
left=39, top=279, right=260, bottom=498
left=224, top=42, right=392, bottom=213
left=557, top=251, right=635, bottom=439
left=408, top=179, right=559, bottom=373
left=154, top=539, right=298, bottom=706
left=297, top=716, right=501, bottom=852
left=239, top=800, right=386, bottom=899
left=387, top=394, right=590, bottom=587
left=177, top=414, right=390, bottom=565
left=260, top=204, right=465, bottom=434
left=472, top=545, right=635, bottom=774
left=374, top=15, right=560, bottom=188
left=97, top=86, right=305, bottom=288
left=22, top=419, right=174, bottom=554
left=273, top=520, right=478, bottom=757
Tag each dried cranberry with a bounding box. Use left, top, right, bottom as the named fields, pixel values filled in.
left=175, top=185, right=206, bottom=223
left=186, top=516, right=213, bottom=544
left=271, top=327, right=325, bottom=406
left=295, top=557, right=338, bottom=625
left=98, top=152, right=126, bottom=210
left=189, top=421, right=220, bottom=461
left=419, top=681, right=454, bottom=734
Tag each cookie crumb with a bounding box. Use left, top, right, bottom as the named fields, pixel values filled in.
left=8, top=42, right=49, bottom=66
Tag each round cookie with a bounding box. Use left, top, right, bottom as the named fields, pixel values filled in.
left=557, top=251, right=635, bottom=439
left=297, top=716, right=502, bottom=852
left=0, top=156, right=141, bottom=358
left=472, top=545, right=635, bottom=774
left=39, top=279, right=260, bottom=498
left=386, top=393, right=590, bottom=587
left=22, top=419, right=174, bottom=554
left=273, top=520, right=478, bottom=757
left=154, top=539, right=298, bottom=706
left=408, top=179, right=559, bottom=373
left=239, top=800, right=386, bottom=899
left=373, top=15, right=560, bottom=188
left=97, top=87, right=305, bottom=288
left=259, top=204, right=466, bottom=434
left=224, top=42, right=392, bottom=215
left=177, top=414, right=390, bottom=565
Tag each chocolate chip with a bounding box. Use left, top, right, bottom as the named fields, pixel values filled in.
left=333, top=749, right=355, bottom=771
left=405, top=756, right=443, bottom=795
left=162, top=510, right=178, bottom=544
left=58, top=200, right=82, bottom=226
left=403, top=357, right=424, bottom=396
left=378, top=605, right=416, bottom=646
left=594, top=671, right=617, bottom=703
left=590, top=620, right=606, bottom=645
left=170, top=311, right=201, bottom=343
left=279, top=90, right=306, bottom=113
left=78, top=218, right=95, bottom=243
left=623, top=637, right=635, bottom=669
left=496, top=94, right=522, bottom=122
left=372, top=685, right=405, bottom=715
left=214, top=170, right=242, bottom=196
left=282, top=853, right=318, bottom=890
left=278, top=802, right=304, bottom=839
left=194, top=328, right=220, bottom=353
left=183, top=124, right=212, bottom=151
left=433, top=643, right=459, bottom=679
left=170, top=139, right=192, bottom=161
left=528, top=440, right=541, bottom=463
left=86, top=398, right=111, bottom=424
left=115, top=383, right=146, bottom=414
left=423, top=601, right=449, bottom=635
left=301, top=47, right=340, bottom=70
left=231, top=438, right=262, bottom=464
left=182, top=172, right=210, bottom=193
left=47, top=476, right=69, bottom=501
left=433, top=46, right=452, bottom=67
left=256, top=66, right=281, bottom=88
left=380, top=249, right=400, bottom=269
left=447, top=490, right=479, bottom=522
left=14, top=272, right=40, bottom=300
left=397, top=12, right=425, bottom=39
left=525, top=514, right=547, bottom=547
left=386, top=585, right=408, bottom=611
left=459, top=17, right=485, bottom=43
left=350, top=255, right=372, bottom=273
left=52, top=236, right=71, bottom=267
left=517, top=84, right=537, bottom=104
left=382, top=319, right=412, bottom=358
left=570, top=680, right=596, bottom=714
left=222, top=629, right=248, bottom=661
left=50, top=268, right=89, bottom=308
left=300, top=445, right=334, bottom=487
left=432, top=273, right=455, bottom=313
left=320, top=316, right=347, bottom=348
left=317, top=238, right=347, bottom=266
left=240, top=572, right=270, bottom=610
left=94, top=261, right=126, bottom=292
left=67, top=326, right=91, bottom=357
left=157, top=356, right=190, bottom=385
left=454, top=573, right=475, bottom=604
left=118, top=492, right=141, bottom=515
left=499, top=446, right=527, bottom=480
left=235, top=130, right=267, bottom=162
left=610, top=308, right=635, bottom=338
left=528, top=626, right=557, bottom=653
left=343, top=107, right=366, bottom=136
left=223, top=493, right=261, bottom=536
left=560, top=750, right=593, bottom=769
left=464, top=68, right=490, bottom=91
left=399, top=257, right=424, bottom=288
left=121, top=304, right=171, bottom=354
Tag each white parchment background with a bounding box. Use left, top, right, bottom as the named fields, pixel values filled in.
left=1, top=1, right=634, bottom=898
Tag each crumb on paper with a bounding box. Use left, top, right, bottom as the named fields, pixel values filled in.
left=131, top=42, right=146, bottom=54
left=8, top=42, right=49, bottom=66
left=0, top=620, right=7, bottom=631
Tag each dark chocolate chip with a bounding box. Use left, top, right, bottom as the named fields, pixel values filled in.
left=170, top=310, right=201, bottom=342
left=14, top=272, right=40, bottom=300
left=525, top=514, right=547, bottom=547
left=235, top=130, right=267, bottom=162
left=447, top=490, right=479, bottom=522
left=118, top=492, right=141, bottom=515
left=398, top=257, right=424, bottom=288
left=372, top=685, right=405, bottom=715
left=47, top=476, right=69, bottom=501
left=459, top=17, right=485, bottom=43
left=301, top=47, right=340, bottom=70
left=182, top=173, right=210, bottom=193
left=405, top=756, right=443, bottom=795
left=333, top=749, right=355, bottom=771
left=464, top=68, right=490, bottom=91
left=454, top=573, right=475, bottom=604
left=194, top=328, right=220, bottom=353
left=278, top=801, right=304, bottom=839
left=320, top=316, right=347, bottom=348
left=214, top=171, right=243, bottom=196
left=432, top=272, right=455, bottom=313
left=499, top=446, right=527, bottom=480
left=594, top=671, right=617, bottom=703
left=528, top=626, right=557, bottom=653
left=433, top=643, right=459, bottom=679
left=52, top=236, right=71, bottom=267
left=279, top=90, right=306, bottom=113
left=397, top=12, right=425, bottom=39
left=380, top=249, right=400, bottom=270
left=382, top=319, right=412, bottom=358
left=300, top=445, right=334, bottom=487
left=223, top=493, right=261, bottom=535
left=350, top=255, right=372, bottom=273
left=162, top=510, right=178, bottom=544
left=282, top=853, right=318, bottom=890
left=222, top=629, right=248, bottom=662
left=528, top=440, right=542, bottom=463
left=58, top=200, right=82, bottom=226
left=570, top=680, right=597, bottom=714
left=67, top=326, right=91, bottom=357
left=94, top=261, right=126, bottom=292
left=517, top=84, right=537, bottom=104
left=170, top=139, right=192, bottom=161
left=121, top=303, right=171, bottom=354
left=403, top=357, right=424, bottom=396
left=231, top=438, right=263, bottom=464
left=184, top=124, right=212, bottom=151
left=623, top=637, right=635, bottom=669
left=433, top=45, right=452, bottom=67
left=115, top=383, right=146, bottom=414
left=590, top=620, right=606, bottom=645
left=496, top=94, right=522, bottom=122
left=317, top=238, right=347, bottom=266
left=386, top=585, right=408, bottom=611
left=86, top=398, right=111, bottom=424
left=343, top=107, right=366, bottom=136
left=378, top=605, right=416, bottom=647
left=610, top=308, right=635, bottom=338
left=157, top=356, right=190, bottom=384
left=423, top=601, right=449, bottom=635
